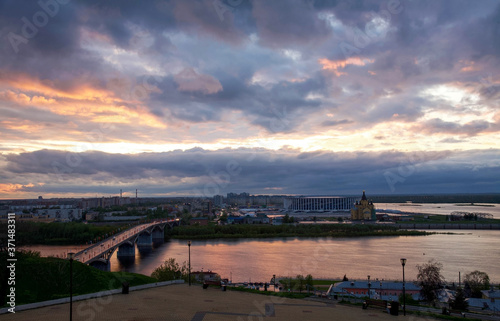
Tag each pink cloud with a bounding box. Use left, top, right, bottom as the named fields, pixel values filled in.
left=174, top=68, right=223, bottom=94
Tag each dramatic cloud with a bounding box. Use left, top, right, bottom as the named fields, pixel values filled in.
left=0, top=0, right=499, bottom=198
left=2, top=148, right=498, bottom=198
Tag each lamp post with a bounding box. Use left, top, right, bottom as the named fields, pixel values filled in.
left=367, top=275, right=371, bottom=299
left=67, top=252, right=75, bottom=321
left=187, top=241, right=192, bottom=286
left=400, top=258, right=407, bottom=316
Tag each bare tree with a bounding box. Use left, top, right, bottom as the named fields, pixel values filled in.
left=416, top=259, right=445, bottom=302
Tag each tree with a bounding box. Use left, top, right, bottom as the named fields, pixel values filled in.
left=151, top=258, right=188, bottom=282
left=343, top=274, right=349, bottom=281
left=464, top=270, right=490, bottom=298
left=449, top=288, right=469, bottom=310
left=305, top=274, right=314, bottom=292
left=399, top=293, right=417, bottom=306
left=296, top=274, right=305, bottom=293
left=416, top=259, right=445, bottom=302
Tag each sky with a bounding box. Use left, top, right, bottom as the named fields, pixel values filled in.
left=0, top=0, right=499, bottom=199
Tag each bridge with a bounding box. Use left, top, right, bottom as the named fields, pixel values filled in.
left=73, top=219, right=181, bottom=271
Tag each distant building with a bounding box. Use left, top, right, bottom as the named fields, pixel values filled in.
left=227, top=216, right=245, bottom=224
left=329, top=280, right=421, bottom=300
left=283, top=196, right=356, bottom=212
left=190, top=217, right=209, bottom=226
left=244, top=213, right=270, bottom=224
left=226, top=192, right=250, bottom=207
left=213, top=195, right=224, bottom=207
left=33, top=208, right=83, bottom=221
left=192, top=271, right=219, bottom=283
left=202, top=201, right=213, bottom=214
left=351, top=191, right=376, bottom=220
left=271, top=217, right=283, bottom=225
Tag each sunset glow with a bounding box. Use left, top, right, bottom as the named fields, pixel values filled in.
left=0, top=0, right=499, bottom=198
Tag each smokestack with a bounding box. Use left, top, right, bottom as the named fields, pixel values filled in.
left=136, top=189, right=138, bottom=203
left=120, top=189, right=122, bottom=198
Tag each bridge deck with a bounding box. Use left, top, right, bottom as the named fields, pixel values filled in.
left=74, top=219, right=179, bottom=264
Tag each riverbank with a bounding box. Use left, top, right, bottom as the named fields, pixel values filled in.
left=0, top=251, right=157, bottom=307
left=166, top=223, right=431, bottom=239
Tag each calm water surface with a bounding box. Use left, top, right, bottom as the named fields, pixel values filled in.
left=380, top=203, right=500, bottom=218
left=101, top=230, right=499, bottom=283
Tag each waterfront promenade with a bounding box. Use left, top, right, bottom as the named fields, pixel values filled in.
left=5, top=283, right=437, bottom=321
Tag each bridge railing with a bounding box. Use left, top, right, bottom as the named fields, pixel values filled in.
left=74, top=219, right=178, bottom=262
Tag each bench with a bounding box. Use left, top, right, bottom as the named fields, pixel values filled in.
left=363, top=299, right=387, bottom=310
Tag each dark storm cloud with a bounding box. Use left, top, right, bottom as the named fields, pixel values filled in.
left=4, top=147, right=498, bottom=195
left=320, top=119, right=352, bottom=127
left=252, top=0, right=332, bottom=48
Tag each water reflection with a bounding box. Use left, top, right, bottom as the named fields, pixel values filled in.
left=107, top=230, right=499, bottom=284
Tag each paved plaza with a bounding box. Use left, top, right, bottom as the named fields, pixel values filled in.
left=5, top=284, right=435, bottom=321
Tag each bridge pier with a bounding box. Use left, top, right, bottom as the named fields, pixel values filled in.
left=152, top=227, right=164, bottom=246
left=89, top=259, right=111, bottom=271
left=137, top=231, right=152, bottom=253
left=117, top=242, right=135, bottom=260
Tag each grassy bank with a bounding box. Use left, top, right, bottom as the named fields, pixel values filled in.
left=0, top=221, right=127, bottom=245
left=1, top=251, right=157, bottom=307
left=167, top=224, right=431, bottom=239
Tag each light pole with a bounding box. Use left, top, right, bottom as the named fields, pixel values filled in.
left=187, top=241, right=192, bottom=286
left=367, top=275, right=371, bottom=299
left=400, top=258, right=407, bottom=316
left=67, top=252, right=75, bottom=321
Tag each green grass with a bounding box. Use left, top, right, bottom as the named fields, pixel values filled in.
left=311, top=280, right=339, bottom=286
left=1, top=251, right=157, bottom=306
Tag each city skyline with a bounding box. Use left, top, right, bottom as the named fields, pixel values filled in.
left=1, top=0, right=499, bottom=198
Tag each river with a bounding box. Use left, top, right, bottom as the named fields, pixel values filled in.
left=379, top=203, right=500, bottom=218
left=26, top=229, right=500, bottom=284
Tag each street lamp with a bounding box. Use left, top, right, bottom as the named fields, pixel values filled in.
left=400, top=258, right=407, bottom=316
left=187, top=241, right=192, bottom=286
left=67, top=252, right=75, bottom=321
left=367, top=275, right=371, bottom=299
